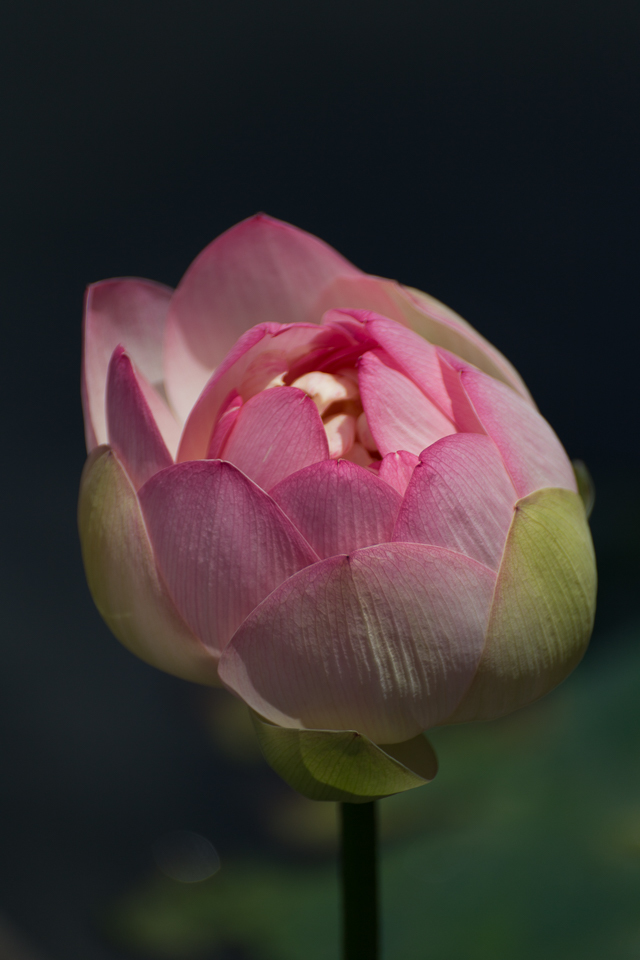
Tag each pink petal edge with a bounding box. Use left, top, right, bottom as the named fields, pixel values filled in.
left=138, top=459, right=319, bottom=658
left=219, top=542, right=495, bottom=744
left=270, top=459, right=402, bottom=559
left=377, top=451, right=420, bottom=495
left=358, top=350, right=457, bottom=457
left=164, top=215, right=362, bottom=421
left=177, top=322, right=339, bottom=462
left=82, top=278, right=173, bottom=449
left=393, top=433, right=517, bottom=569
left=106, top=347, right=174, bottom=489
left=220, top=386, right=330, bottom=491
left=458, top=366, right=577, bottom=496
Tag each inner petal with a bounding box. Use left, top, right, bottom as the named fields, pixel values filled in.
left=324, top=413, right=357, bottom=459
left=290, top=366, right=381, bottom=461
left=358, top=349, right=457, bottom=457
left=290, top=371, right=359, bottom=415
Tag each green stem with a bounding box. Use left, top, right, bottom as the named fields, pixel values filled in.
left=340, top=800, right=379, bottom=960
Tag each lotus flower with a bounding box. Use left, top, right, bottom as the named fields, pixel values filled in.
left=79, top=215, right=596, bottom=797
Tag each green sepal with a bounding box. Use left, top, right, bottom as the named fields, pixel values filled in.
left=251, top=712, right=438, bottom=802
left=572, top=460, right=595, bottom=519
left=445, top=486, right=597, bottom=724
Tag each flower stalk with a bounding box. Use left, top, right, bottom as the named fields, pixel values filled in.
left=341, top=801, right=379, bottom=960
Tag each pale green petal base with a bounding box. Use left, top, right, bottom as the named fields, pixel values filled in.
left=78, top=446, right=220, bottom=685
left=446, top=487, right=597, bottom=724
left=251, top=712, right=438, bottom=802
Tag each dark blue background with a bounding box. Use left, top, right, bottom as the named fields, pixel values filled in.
left=1, top=1, right=638, bottom=956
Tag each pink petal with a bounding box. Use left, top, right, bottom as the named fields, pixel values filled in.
left=164, top=214, right=362, bottom=420
left=312, top=275, right=412, bottom=325
left=133, top=372, right=182, bottom=459
left=363, top=316, right=484, bottom=431
left=106, top=347, right=174, bottom=489
left=82, top=278, right=173, bottom=450
left=221, top=386, right=329, bottom=490
left=393, top=434, right=517, bottom=569
left=163, top=319, right=219, bottom=424
left=177, top=322, right=340, bottom=462
left=458, top=368, right=577, bottom=496
left=206, top=395, right=243, bottom=459
left=377, top=451, right=420, bottom=495
left=270, top=459, right=402, bottom=559
left=358, top=350, right=457, bottom=457
left=313, top=275, right=532, bottom=402
left=219, top=543, right=495, bottom=744
left=138, top=460, right=319, bottom=657
left=394, top=284, right=533, bottom=402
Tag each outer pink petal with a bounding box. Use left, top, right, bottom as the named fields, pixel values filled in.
left=219, top=543, right=495, bottom=744
left=177, top=322, right=339, bottom=462
left=313, top=274, right=532, bottom=401
left=82, top=278, right=173, bottom=450
left=376, top=451, right=420, bottom=495
left=164, top=214, right=362, bottom=420
left=393, top=434, right=517, bottom=570
left=269, top=459, right=402, bottom=559
left=106, top=347, right=174, bottom=490
left=138, top=460, right=319, bottom=658
left=358, top=350, right=457, bottom=457
left=220, top=386, right=329, bottom=490
left=395, top=284, right=533, bottom=402
left=457, top=366, right=577, bottom=496
left=312, top=274, right=413, bottom=326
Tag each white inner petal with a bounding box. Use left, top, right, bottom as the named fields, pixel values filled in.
left=324, top=413, right=357, bottom=459
left=291, top=371, right=359, bottom=415
left=264, top=373, right=286, bottom=389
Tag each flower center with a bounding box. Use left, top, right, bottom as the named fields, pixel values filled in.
left=288, top=370, right=379, bottom=464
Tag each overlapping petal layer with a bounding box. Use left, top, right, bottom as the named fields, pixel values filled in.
left=450, top=359, right=577, bottom=496
left=82, top=278, right=173, bottom=449
left=389, top=284, right=532, bottom=401
left=316, top=277, right=531, bottom=400
left=393, top=434, right=517, bottom=570
left=376, top=451, right=420, bottom=495
left=358, top=350, right=456, bottom=456
left=446, top=487, right=596, bottom=722
left=164, top=215, right=362, bottom=419
left=270, top=459, right=402, bottom=558
left=138, top=460, right=318, bottom=657
left=177, top=322, right=342, bottom=461
left=106, top=347, right=174, bottom=489
left=220, top=387, right=329, bottom=490
left=219, top=543, right=495, bottom=744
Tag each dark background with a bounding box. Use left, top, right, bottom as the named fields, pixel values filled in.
left=1, top=1, right=639, bottom=958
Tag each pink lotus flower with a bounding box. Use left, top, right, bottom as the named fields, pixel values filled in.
left=79, top=215, right=596, bottom=755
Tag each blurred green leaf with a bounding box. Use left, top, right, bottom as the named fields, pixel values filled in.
left=108, top=621, right=640, bottom=960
